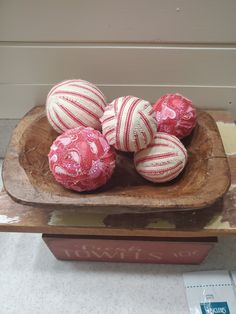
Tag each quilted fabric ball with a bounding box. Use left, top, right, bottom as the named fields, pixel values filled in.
left=48, top=127, right=116, bottom=192
left=152, top=93, right=197, bottom=139
left=100, top=96, right=157, bottom=152
left=134, top=132, right=187, bottom=183
left=46, top=79, right=107, bottom=133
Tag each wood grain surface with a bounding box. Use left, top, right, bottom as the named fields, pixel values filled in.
left=2, top=106, right=230, bottom=213
left=0, top=110, right=235, bottom=237
left=0, top=188, right=234, bottom=237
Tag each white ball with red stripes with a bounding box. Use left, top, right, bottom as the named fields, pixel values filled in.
left=46, top=79, right=107, bottom=133
left=100, top=96, right=157, bottom=152
left=134, top=132, right=188, bottom=182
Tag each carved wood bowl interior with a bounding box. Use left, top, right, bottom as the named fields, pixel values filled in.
left=2, top=106, right=231, bottom=214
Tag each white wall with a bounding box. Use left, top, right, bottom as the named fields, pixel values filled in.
left=1, top=0, right=236, bottom=43
left=0, top=0, right=236, bottom=118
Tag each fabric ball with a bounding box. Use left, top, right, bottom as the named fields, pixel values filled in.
left=100, top=96, right=157, bottom=152
left=46, top=79, right=107, bottom=133
left=152, top=93, right=197, bottom=139
left=48, top=127, right=116, bottom=192
left=134, top=132, right=187, bottom=183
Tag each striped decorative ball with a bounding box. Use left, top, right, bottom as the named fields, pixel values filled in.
left=100, top=96, right=157, bottom=152
left=46, top=79, right=107, bottom=133
left=134, top=132, right=188, bottom=183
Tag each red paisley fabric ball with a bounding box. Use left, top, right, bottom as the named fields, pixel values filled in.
left=153, top=93, right=197, bottom=139
left=48, top=127, right=116, bottom=192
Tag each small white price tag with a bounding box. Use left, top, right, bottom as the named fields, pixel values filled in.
left=183, top=270, right=236, bottom=314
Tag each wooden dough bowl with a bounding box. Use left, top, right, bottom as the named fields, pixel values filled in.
left=2, top=106, right=231, bottom=214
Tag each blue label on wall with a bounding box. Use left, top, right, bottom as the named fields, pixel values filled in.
left=200, top=302, right=230, bottom=314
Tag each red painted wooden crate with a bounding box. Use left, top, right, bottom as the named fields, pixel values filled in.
left=43, top=235, right=217, bottom=264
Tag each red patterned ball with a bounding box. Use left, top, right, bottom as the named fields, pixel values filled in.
left=48, top=127, right=116, bottom=192
left=152, top=93, right=197, bottom=139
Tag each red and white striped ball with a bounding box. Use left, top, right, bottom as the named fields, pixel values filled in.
left=48, top=127, right=116, bottom=192
left=46, top=79, right=107, bottom=133
left=134, top=132, right=188, bottom=183
left=100, top=96, right=157, bottom=152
